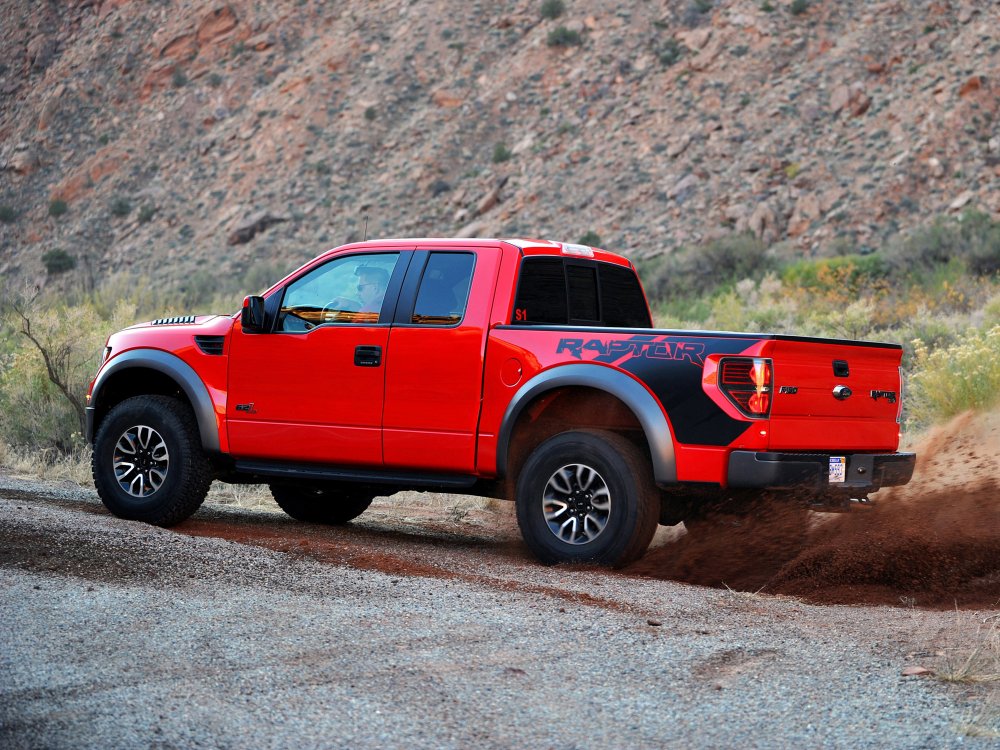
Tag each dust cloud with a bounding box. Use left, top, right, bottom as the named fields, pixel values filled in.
left=629, top=411, right=1000, bottom=609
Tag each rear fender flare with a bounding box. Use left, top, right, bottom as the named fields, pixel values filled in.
left=90, top=349, right=219, bottom=452
left=496, top=363, right=676, bottom=484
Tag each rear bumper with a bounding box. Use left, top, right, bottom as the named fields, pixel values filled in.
left=727, top=450, right=915, bottom=495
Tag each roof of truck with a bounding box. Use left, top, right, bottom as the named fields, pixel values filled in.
left=328, top=238, right=634, bottom=268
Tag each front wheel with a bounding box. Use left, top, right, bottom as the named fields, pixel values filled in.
left=515, top=430, right=659, bottom=567
left=269, top=483, right=375, bottom=524
left=92, top=395, right=212, bottom=526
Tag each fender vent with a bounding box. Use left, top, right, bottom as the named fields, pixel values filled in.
left=151, top=315, right=196, bottom=325
left=194, top=335, right=225, bottom=355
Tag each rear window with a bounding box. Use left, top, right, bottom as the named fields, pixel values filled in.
left=511, top=257, right=651, bottom=328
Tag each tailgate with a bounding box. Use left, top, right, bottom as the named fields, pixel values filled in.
left=766, top=338, right=903, bottom=451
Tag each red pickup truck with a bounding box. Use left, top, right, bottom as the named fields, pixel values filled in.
left=86, top=238, right=914, bottom=565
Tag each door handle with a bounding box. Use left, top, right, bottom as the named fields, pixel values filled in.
left=354, top=345, right=382, bottom=367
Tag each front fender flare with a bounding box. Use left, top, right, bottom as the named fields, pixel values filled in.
left=88, top=349, right=220, bottom=452
left=496, top=363, right=677, bottom=485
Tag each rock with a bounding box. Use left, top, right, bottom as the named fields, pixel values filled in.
left=27, top=34, right=57, bottom=72
left=667, top=173, right=700, bottom=200
left=227, top=211, right=289, bottom=245
left=667, top=135, right=691, bottom=158
left=749, top=202, right=781, bottom=244
left=677, top=28, right=712, bottom=51
left=88, top=149, right=129, bottom=183
left=848, top=83, right=871, bottom=117
left=958, top=4, right=976, bottom=24
left=512, top=134, right=534, bottom=156
left=8, top=148, right=40, bottom=175
left=139, top=60, right=177, bottom=100
left=958, top=75, right=983, bottom=98
left=788, top=193, right=822, bottom=236
left=927, top=157, right=946, bottom=178
left=245, top=32, right=273, bottom=51
left=949, top=190, right=974, bottom=212
left=160, top=33, right=198, bottom=61
left=455, top=219, right=487, bottom=238
left=197, top=5, right=239, bottom=45
left=829, top=84, right=850, bottom=113
left=690, top=37, right=723, bottom=72
left=475, top=177, right=509, bottom=216
left=431, top=89, right=463, bottom=108
left=50, top=171, right=94, bottom=203
left=901, top=666, right=933, bottom=677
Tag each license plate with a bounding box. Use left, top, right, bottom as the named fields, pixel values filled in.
left=829, top=456, right=846, bottom=483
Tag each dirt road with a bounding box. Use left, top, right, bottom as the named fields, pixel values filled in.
left=1, top=474, right=996, bottom=749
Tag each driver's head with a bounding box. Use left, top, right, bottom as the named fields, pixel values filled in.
left=356, top=265, right=389, bottom=308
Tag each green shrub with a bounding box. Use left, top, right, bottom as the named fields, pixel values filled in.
left=0, top=205, right=17, bottom=223
left=48, top=200, right=68, bottom=218
left=492, top=143, right=512, bottom=163
left=547, top=26, right=582, bottom=47
left=658, top=39, right=686, bottom=67
left=137, top=204, right=156, bottom=224
left=885, top=210, right=1000, bottom=279
left=42, top=249, right=76, bottom=275
left=790, top=0, right=809, bottom=15
left=908, top=326, right=1000, bottom=428
left=172, top=68, right=187, bottom=87
left=642, top=233, right=773, bottom=303
left=110, top=198, right=132, bottom=217
left=540, top=0, right=565, bottom=20
left=578, top=231, right=602, bottom=247
left=364, top=106, right=377, bottom=121
left=781, top=254, right=890, bottom=294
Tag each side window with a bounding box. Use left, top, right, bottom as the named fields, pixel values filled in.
left=411, top=253, right=475, bottom=325
left=566, top=263, right=600, bottom=322
left=511, top=257, right=651, bottom=328
left=511, top=257, right=567, bottom=325
left=278, top=253, right=399, bottom=332
left=600, top=264, right=651, bottom=328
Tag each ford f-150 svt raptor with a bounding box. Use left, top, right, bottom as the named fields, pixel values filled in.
left=86, top=238, right=915, bottom=566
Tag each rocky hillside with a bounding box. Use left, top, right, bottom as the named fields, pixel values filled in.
left=0, top=0, right=997, bottom=294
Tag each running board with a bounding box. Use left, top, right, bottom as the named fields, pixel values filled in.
left=233, top=459, right=479, bottom=490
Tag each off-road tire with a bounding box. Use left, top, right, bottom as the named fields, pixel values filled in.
left=269, top=483, right=375, bottom=524
left=515, top=430, right=659, bottom=567
left=92, top=395, right=212, bottom=526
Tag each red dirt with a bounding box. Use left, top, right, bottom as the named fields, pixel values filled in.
left=628, top=411, right=1000, bottom=610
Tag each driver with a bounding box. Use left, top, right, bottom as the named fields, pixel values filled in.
left=355, top=265, right=389, bottom=313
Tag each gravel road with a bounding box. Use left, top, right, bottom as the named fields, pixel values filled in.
left=0, top=474, right=994, bottom=749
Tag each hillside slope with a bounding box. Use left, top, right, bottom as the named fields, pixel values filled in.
left=1, top=0, right=997, bottom=292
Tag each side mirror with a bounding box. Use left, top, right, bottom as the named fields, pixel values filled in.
left=241, top=295, right=266, bottom=332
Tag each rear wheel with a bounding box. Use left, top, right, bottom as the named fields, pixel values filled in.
left=515, top=430, right=659, bottom=567
left=269, top=483, right=375, bottom=524
left=92, top=395, right=212, bottom=526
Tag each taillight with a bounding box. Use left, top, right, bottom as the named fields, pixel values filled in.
left=719, top=357, right=772, bottom=418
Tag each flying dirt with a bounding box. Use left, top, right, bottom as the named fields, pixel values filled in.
left=629, top=410, right=1000, bottom=609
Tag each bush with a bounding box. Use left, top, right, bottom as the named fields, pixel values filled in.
left=540, top=0, right=565, bottom=20
left=642, top=232, right=773, bottom=303
left=42, top=249, right=76, bottom=275
left=578, top=231, right=602, bottom=247
left=658, top=39, right=686, bottom=67
left=110, top=198, right=132, bottom=217
left=48, top=200, right=68, bottom=218
left=137, top=204, right=156, bottom=224
left=492, top=143, right=512, bottom=163
left=790, top=0, right=809, bottom=15
left=908, top=326, right=1000, bottom=428
left=364, top=106, right=377, bottom=121
left=547, top=26, right=582, bottom=47
left=885, top=210, right=1000, bottom=279
left=0, top=205, right=17, bottom=223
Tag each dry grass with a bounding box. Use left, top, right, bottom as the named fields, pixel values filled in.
left=0, top=442, right=93, bottom=486
left=937, top=615, right=1000, bottom=684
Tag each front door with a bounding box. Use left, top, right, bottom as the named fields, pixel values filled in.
left=227, top=251, right=407, bottom=466
left=382, top=249, right=498, bottom=473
